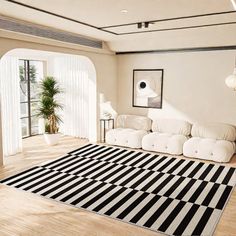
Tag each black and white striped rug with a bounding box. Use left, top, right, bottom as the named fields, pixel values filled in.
left=1, top=144, right=235, bottom=236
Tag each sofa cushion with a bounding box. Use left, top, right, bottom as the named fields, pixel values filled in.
left=183, top=137, right=235, bottom=162
left=117, top=115, right=151, bottom=131
left=142, top=132, right=188, bottom=155
left=152, top=118, right=192, bottom=136
left=106, top=128, right=148, bottom=149
left=191, top=123, right=236, bottom=141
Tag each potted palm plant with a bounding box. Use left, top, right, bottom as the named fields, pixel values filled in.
left=37, top=76, right=63, bottom=145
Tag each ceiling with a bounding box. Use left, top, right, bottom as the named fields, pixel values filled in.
left=1, top=0, right=236, bottom=52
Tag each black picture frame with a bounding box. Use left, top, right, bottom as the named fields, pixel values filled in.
left=132, top=69, right=164, bottom=109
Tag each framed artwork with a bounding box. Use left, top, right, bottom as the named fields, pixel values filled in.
left=132, top=69, right=164, bottom=108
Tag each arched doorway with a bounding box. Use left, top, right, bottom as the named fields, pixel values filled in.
left=0, top=48, right=97, bottom=159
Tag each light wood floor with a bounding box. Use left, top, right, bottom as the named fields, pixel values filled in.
left=0, top=135, right=235, bottom=236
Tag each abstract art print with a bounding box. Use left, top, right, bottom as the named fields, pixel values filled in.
left=132, top=69, right=163, bottom=108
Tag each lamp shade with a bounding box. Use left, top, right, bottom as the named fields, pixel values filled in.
left=225, top=68, right=236, bottom=89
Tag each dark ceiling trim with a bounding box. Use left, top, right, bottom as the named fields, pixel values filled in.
left=101, top=10, right=236, bottom=29
left=116, top=21, right=236, bottom=35
left=4, top=0, right=117, bottom=35
left=116, top=45, right=236, bottom=55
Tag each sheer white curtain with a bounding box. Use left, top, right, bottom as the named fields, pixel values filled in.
left=53, top=56, right=92, bottom=138
left=0, top=56, right=22, bottom=156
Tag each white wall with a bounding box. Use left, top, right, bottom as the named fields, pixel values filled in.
left=117, top=50, right=236, bottom=125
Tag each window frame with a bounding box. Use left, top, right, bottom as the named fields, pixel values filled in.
left=19, top=59, right=43, bottom=138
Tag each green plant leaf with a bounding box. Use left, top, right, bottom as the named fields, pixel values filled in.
left=37, top=76, right=63, bottom=134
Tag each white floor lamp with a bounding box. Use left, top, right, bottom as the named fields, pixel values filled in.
left=225, top=57, right=236, bottom=90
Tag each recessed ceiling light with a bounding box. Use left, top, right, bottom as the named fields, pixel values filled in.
left=121, top=9, right=128, bottom=13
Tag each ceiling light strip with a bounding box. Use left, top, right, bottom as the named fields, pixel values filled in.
left=101, top=10, right=236, bottom=29
left=116, top=21, right=236, bottom=35
left=231, top=0, right=236, bottom=10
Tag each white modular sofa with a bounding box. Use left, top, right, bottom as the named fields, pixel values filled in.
left=106, top=114, right=236, bottom=162
left=142, top=119, right=192, bottom=155
left=183, top=123, right=236, bottom=162
left=106, top=114, right=152, bottom=148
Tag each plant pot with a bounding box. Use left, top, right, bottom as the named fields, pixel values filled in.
left=44, top=133, right=61, bottom=146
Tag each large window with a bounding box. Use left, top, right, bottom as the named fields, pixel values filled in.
left=19, top=60, right=44, bottom=138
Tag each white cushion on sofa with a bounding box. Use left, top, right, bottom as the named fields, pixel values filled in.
left=106, top=128, right=148, bottom=149
left=142, top=132, right=188, bottom=155
left=117, top=115, right=151, bottom=131
left=152, top=119, right=192, bottom=136
left=183, top=137, right=235, bottom=162
left=191, top=123, right=236, bottom=142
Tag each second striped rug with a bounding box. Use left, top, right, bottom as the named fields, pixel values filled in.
left=1, top=144, right=235, bottom=236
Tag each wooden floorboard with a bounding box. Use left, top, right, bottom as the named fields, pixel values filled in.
left=0, top=135, right=235, bottom=236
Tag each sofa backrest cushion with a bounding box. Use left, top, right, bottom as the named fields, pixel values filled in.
left=117, top=115, right=152, bottom=131
left=191, top=123, right=236, bottom=141
left=152, top=119, right=192, bottom=136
